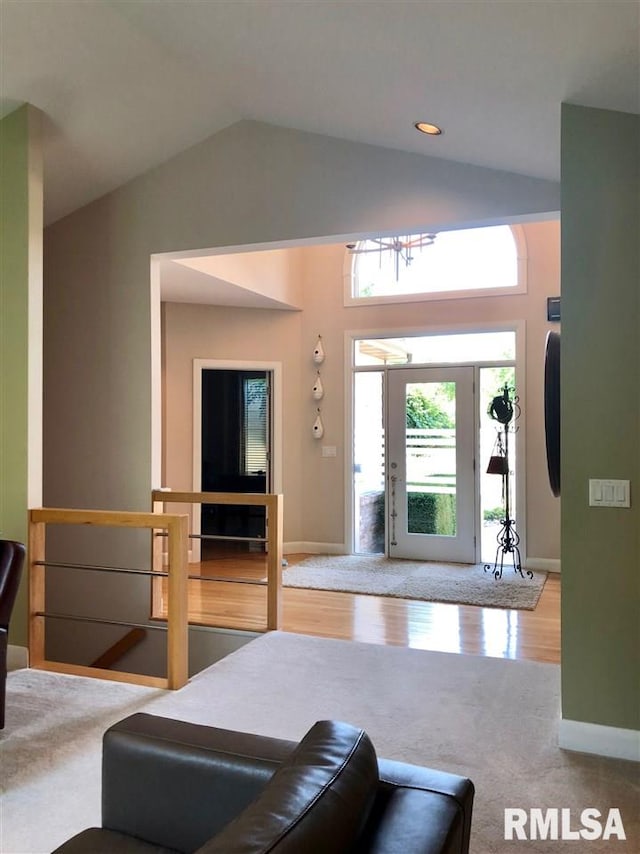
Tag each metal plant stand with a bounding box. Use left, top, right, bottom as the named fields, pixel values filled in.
left=484, top=386, right=533, bottom=581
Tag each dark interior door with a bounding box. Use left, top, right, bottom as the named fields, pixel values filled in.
left=201, top=369, right=269, bottom=557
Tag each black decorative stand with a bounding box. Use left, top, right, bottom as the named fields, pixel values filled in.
left=483, top=386, right=533, bottom=581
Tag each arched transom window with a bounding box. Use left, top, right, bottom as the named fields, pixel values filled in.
left=348, top=224, right=525, bottom=304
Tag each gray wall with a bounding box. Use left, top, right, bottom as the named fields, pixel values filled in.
left=561, top=104, right=639, bottom=730
left=43, top=121, right=560, bottom=668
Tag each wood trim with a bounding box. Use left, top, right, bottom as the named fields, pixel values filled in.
left=151, top=496, right=166, bottom=622
left=151, top=491, right=284, bottom=633
left=28, top=507, right=189, bottom=690
left=152, top=489, right=276, bottom=507
left=167, top=514, right=189, bottom=689
left=266, top=494, right=283, bottom=630
left=28, top=519, right=46, bottom=668
left=32, top=660, right=168, bottom=690
left=30, top=507, right=173, bottom=528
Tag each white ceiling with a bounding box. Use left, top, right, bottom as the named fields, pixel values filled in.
left=2, top=0, right=638, bottom=228
left=160, top=255, right=302, bottom=310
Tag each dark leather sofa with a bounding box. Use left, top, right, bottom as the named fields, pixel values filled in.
left=53, top=712, right=474, bottom=854
left=0, top=539, right=25, bottom=730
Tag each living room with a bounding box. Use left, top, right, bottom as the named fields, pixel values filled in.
left=1, top=2, right=638, bottom=851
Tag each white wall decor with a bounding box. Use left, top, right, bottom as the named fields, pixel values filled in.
left=312, top=410, right=324, bottom=439
left=312, top=335, right=325, bottom=437
left=313, top=335, right=325, bottom=364
left=312, top=372, right=324, bottom=400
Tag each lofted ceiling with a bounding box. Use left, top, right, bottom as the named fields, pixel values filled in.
left=1, top=0, right=638, bottom=229
left=1, top=1, right=637, bottom=307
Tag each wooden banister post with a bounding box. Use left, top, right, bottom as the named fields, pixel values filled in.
left=166, top=514, right=189, bottom=689
left=266, top=494, right=283, bottom=630
left=28, top=513, right=46, bottom=667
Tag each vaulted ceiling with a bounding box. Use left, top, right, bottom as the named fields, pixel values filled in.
left=2, top=0, right=638, bottom=226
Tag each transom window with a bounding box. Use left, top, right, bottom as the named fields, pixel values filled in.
left=348, top=224, right=524, bottom=304
left=354, top=331, right=516, bottom=367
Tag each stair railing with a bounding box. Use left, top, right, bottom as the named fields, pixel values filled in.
left=28, top=508, right=189, bottom=689
left=151, top=490, right=283, bottom=631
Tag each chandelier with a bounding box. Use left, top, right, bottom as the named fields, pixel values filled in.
left=347, top=233, right=437, bottom=281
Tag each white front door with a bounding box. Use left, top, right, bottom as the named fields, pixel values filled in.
left=387, top=367, right=476, bottom=562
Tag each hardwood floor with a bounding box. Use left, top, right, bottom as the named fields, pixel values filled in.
left=156, top=552, right=561, bottom=665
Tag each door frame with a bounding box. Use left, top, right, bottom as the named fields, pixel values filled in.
left=192, top=359, right=283, bottom=562
left=346, top=322, right=526, bottom=563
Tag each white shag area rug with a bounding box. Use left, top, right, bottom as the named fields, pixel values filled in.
left=283, top=554, right=547, bottom=609
left=2, top=633, right=638, bottom=853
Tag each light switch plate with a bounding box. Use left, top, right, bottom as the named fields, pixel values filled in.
left=321, top=445, right=337, bottom=458
left=588, top=479, right=631, bottom=508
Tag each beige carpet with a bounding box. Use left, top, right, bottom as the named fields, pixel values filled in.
left=283, top=554, right=547, bottom=609
left=2, top=633, right=638, bottom=853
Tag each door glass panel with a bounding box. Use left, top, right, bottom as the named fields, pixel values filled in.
left=242, top=376, right=268, bottom=475
left=354, top=371, right=385, bottom=553
left=479, top=367, right=516, bottom=562
left=405, top=381, right=457, bottom=536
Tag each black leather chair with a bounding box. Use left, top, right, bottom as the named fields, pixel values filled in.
left=0, top=539, right=26, bottom=729
left=53, top=713, right=474, bottom=853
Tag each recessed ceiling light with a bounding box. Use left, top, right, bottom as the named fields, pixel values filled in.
left=414, top=121, right=443, bottom=136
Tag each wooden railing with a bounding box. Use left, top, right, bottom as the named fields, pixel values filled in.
left=29, top=508, right=189, bottom=689
left=151, top=490, right=283, bottom=631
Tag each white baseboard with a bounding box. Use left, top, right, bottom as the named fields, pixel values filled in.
left=284, top=542, right=347, bottom=555
left=559, top=718, right=640, bottom=762
left=7, top=644, right=29, bottom=671
left=525, top=557, right=561, bottom=573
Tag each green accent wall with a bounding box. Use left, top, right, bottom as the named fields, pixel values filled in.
left=0, top=105, right=42, bottom=646
left=561, top=104, right=640, bottom=729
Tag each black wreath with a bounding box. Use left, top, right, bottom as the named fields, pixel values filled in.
left=488, top=388, right=514, bottom=425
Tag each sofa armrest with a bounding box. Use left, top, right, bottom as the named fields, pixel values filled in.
left=356, top=758, right=474, bottom=854
left=101, top=713, right=296, bottom=853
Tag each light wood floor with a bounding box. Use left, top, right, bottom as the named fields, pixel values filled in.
left=156, top=552, right=560, bottom=665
